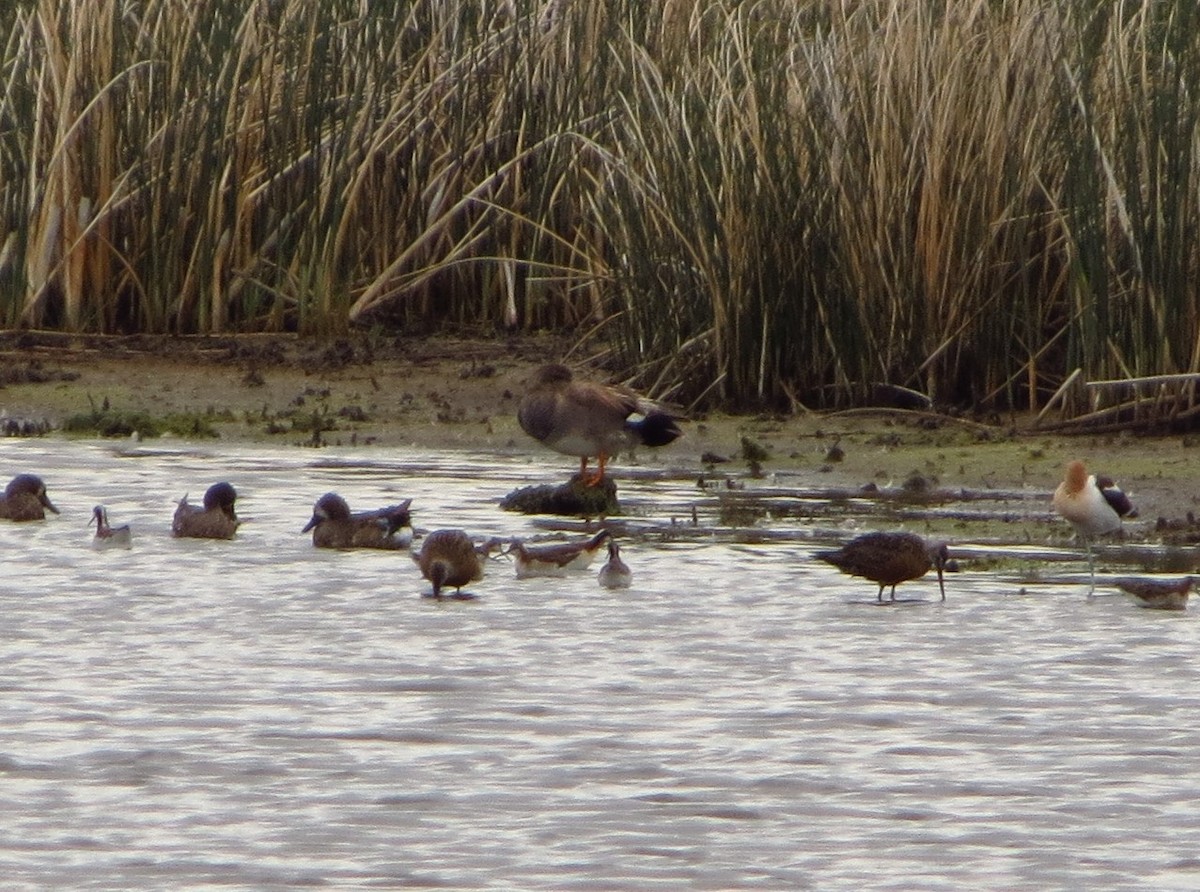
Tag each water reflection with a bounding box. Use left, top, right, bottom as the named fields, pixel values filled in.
left=1, top=438, right=1198, bottom=889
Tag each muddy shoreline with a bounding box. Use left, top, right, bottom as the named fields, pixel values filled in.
left=2, top=332, right=1200, bottom=552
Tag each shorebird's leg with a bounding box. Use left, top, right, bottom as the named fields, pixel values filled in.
left=877, top=584, right=885, bottom=602
left=1085, top=538, right=1097, bottom=598
left=579, top=456, right=588, bottom=479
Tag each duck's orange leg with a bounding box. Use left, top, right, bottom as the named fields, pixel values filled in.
left=585, top=452, right=608, bottom=486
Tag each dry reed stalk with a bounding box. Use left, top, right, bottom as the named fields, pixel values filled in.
left=2, top=0, right=1200, bottom=412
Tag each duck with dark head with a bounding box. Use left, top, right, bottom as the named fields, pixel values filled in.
left=302, top=492, right=413, bottom=550
left=0, top=474, right=59, bottom=522
left=173, top=482, right=240, bottom=540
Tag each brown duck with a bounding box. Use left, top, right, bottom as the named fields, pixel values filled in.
left=413, top=529, right=485, bottom=599
left=517, top=364, right=682, bottom=485
left=303, top=492, right=413, bottom=549
left=816, top=531, right=949, bottom=602
left=172, top=482, right=240, bottom=540
left=0, top=474, right=59, bottom=521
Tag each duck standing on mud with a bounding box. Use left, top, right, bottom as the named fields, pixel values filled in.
left=517, top=364, right=682, bottom=485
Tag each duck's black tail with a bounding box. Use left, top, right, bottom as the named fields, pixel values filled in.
left=628, top=411, right=682, bottom=448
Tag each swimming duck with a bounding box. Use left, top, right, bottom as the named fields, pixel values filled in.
left=303, top=492, right=413, bottom=549
left=0, top=474, right=59, bottom=521
left=597, top=539, right=633, bottom=589
left=1052, top=460, right=1137, bottom=595
left=91, top=505, right=132, bottom=549
left=172, top=481, right=240, bottom=540
left=816, top=531, right=949, bottom=602
left=413, top=529, right=485, bottom=599
left=508, top=528, right=611, bottom=578
left=517, top=363, right=682, bottom=485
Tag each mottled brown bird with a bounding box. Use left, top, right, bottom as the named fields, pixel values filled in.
left=1053, top=460, right=1136, bottom=595
left=517, top=364, right=682, bottom=485
left=172, top=482, right=240, bottom=540
left=0, top=474, right=59, bottom=522
left=1114, top=576, right=1191, bottom=611
left=508, top=529, right=611, bottom=578
left=302, top=492, right=413, bottom=550
left=414, top=529, right=485, bottom=599
left=91, top=505, right=132, bottom=549
left=816, top=531, right=949, bottom=602
left=597, top=539, right=633, bottom=589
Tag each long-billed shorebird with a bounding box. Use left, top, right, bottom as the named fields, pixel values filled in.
left=1052, top=460, right=1136, bottom=596
left=413, top=529, right=485, bottom=599
left=517, top=364, right=682, bottom=485
left=0, top=474, right=59, bottom=522
left=816, top=531, right=949, bottom=602
left=302, top=492, right=413, bottom=550
left=172, top=482, right=240, bottom=540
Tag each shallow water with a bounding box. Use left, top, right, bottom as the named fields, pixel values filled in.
left=2, top=439, right=1199, bottom=890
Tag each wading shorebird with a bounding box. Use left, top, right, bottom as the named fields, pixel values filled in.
left=302, top=492, right=413, bottom=550
left=1114, top=576, right=1191, bottom=611
left=816, top=531, right=949, bottom=602
left=90, top=505, right=132, bottom=549
left=0, top=474, right=59, bottom=522
left=1052, top=460, right=1137, bottom=596
left=414, top=529, right=485, bottom=599
left=508, top=529, right=611, bottom=578
left=517, top=363, right=682, bottom=486
left=597, top=539, right=633, bottom=589
left=172, top=482, right=240, bottom=540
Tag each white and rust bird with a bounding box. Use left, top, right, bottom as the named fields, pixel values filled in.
left=1052, top=460, right=1137, bottom=596
left=815, top=531, right=949, bottom=602
left=517, top=363, right=682, bottom=486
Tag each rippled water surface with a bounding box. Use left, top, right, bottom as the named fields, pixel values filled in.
left=2, top=439, right=1199, bottom=890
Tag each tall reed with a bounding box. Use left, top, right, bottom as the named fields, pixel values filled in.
left=2, top=0, right=1199, bottom=411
